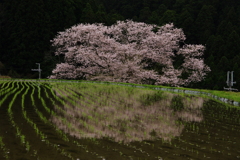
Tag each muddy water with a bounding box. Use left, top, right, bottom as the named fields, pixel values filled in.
left=0, top=81, right=240, bottom=160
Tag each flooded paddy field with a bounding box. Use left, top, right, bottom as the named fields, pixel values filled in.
left=0, top=81, right=240, bottom=160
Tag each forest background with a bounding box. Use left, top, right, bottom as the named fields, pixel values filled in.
left=0, top=0, right=240, bottom=90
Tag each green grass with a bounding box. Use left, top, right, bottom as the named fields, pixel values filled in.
left=2, top=78, right=240, bottom=103
left=203, top=90, right=240, bottom=102
left=80, top=80, right=240, bottom=103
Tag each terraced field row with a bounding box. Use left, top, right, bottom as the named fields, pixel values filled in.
left=0, top=80, right=240, bottom=160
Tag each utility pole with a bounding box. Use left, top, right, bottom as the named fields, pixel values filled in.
left=224, top=71, right=238, bottom=91
left=31, top=63, right=42, bottom=79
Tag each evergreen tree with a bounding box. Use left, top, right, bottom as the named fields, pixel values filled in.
left=0, top=2, right=4, bottom=62
left=205, top=35, right=226, bottom=60
left=195, top=5, right=217, bottom=43
left=120, top=4, right=136, bottom=19
left=217, top=21, right=235, bottom=39
left=148, top=10, right=161, bottom=24
left=72, top=0, right=85, bottom=23
left=157, top=4, right=168, bottom=15
left=162, top=0, right=176, bottom=8
left=232, top=55, right=240, bottom=67
left=159, top=10, right=177, bottom=25
left=226, top=7, right=238, bottom=25
left=225, top=31, right=240, bottom=59
left=173, top=0, right=187, bottom=13
left=95, top=4, right=107, bottom=23
left=107, top=10, right=124, bottom=25
left=233, top=63, right=240, bottom=90
left=2, top=0, right=51, bottom=76
left=218, top=56, right=230, bottom=71
left=81, top=3, right=96, bottom=23
left=0, top=61, right=6, bottom=75
left=45, top=0, right=77, bottom=33
left=139, top=7, right=151, bottom=22
left=177, top=9, right=196, bottom=43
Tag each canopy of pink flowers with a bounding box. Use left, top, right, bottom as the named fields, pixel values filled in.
left=49, top=20, right=210, bottom=86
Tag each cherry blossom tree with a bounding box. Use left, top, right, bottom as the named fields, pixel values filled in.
left=49, top=20, right=210, bottom=86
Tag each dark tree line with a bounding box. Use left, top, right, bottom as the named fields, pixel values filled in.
left=1, top=0, right=240, bottom=90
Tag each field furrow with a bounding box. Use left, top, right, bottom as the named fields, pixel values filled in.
left=0, top=80, right=240, bottom=160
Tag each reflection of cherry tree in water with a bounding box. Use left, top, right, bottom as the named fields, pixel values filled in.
left=51, top=86, right=204, bottom=143
left=175, top=96, right=204, bottom=122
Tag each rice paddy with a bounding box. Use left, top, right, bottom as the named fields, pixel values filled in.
left=0, top=80, right=240, bottom=160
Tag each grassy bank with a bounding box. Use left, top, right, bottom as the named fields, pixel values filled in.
left=81, top=80, right=240, bottom=104
left=1, top=78, right=240, bottom=104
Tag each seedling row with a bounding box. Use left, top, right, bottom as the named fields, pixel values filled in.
left=0, top=80, right=240, bottom=160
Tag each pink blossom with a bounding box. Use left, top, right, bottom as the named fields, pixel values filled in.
left=49, top=20, right=210, bottom=86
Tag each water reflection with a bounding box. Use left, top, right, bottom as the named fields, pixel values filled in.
left=176, top=97, right=203, bottom=122
left=51, top=88, right=204, bottom=143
